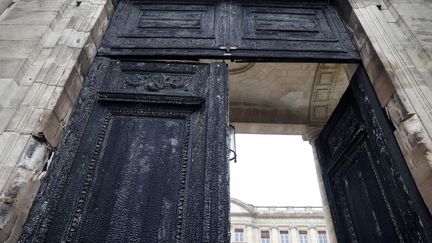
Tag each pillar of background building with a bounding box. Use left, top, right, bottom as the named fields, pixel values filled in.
left=246, top=225, right=254, bottom=242
left=290, top=227, right=299, bottom=243
left=271, top=227, right=279, bottom=243
left=309, top=227, right=318, bottom=243
left=253, top=227, right=260, bottom=242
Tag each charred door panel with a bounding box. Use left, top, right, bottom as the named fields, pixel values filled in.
left=316, top=66, right=432, bottom=242
left=20, top=59, right=230, bottom=243
left=229, top=1, right=359, bottom=61
left=100, top=0, right=359, bottom=62
left=99, top=0, right=229, bottom=57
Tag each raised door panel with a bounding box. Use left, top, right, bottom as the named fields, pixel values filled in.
left=99, top=0, right=229, bottom=57
left=316, top=66, right=432, bottom=242
left=230, top=1, right=359, bottom=61
left=20, top=59, right=230, bottom=243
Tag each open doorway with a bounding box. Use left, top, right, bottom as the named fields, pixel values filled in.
left=226, top=61, right=355, bottom=243
left=230, top=134, right=321, bottom=206
left=229, top=134, right=330, bottom=243
left=227, top=61, right=432, bottom=242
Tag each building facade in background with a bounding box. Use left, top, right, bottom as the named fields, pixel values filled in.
left=231, top=198, right=329, bottom=243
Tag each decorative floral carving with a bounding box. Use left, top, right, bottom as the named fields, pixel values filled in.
left=123, top=74, right=191, bottom=92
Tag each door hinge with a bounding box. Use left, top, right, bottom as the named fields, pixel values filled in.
left=219, top=44, right=237, bottom=56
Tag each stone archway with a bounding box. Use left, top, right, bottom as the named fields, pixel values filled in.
left=0, top=0, right=431, bottom=242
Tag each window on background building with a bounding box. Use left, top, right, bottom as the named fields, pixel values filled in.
left=260, top=230, right=270, bottom=243
left=234, top=228, right=244, bottom=242
left=318, top=230, right=328, bottom=243
left=280, top=230, right=290, bottom=243
left=299, top=230, right=309, bottom=243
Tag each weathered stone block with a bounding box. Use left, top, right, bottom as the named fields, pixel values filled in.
left=52, top=90, right=73, bottom=123
left=4, top=106, right=44, bottom=135
left=30, top=48, right=51, bottom=66
left=35, top=111, right=62, bottom=147
left=23, top=109, right=44, bottom=134
left=54, top=46, right=76, bottom=67
left=0, top=59, right=25, bottom=79
left=45, top=66, right=66, bottom=86
left=418, top=178, right=432, bottom=214
left=64, top=67, right=83, bottom=101
left=368, top=67, right=395, bottom=106
left=0, top=41, right=37, bottom=59
left=1, top=10, right=58, bottom=25
left=5, top=106, right=28, bottom=132
left=0, top=79, right=13, bottom=97
left=410, top=145, right=432, bottom=185
left=0, top=135, right=30, bottom=193
left=75, top=48, right=91, bottom=77
left=13, top=0, right=66, bottom=12
left=40, top=17, right=72, bottom=48
left=0, top=108, right=15, bottom=134
left=17, top=64, right=42, bottom=86
left=0, top=25, right=48, bottom=41
left=0, top=80, right=29, bottom=109
left=19, top=84, right=41, bottom=108
left=347, top=9, right=368, bottom=50
left=0, top=138, right=48, bottom=241
left=34, top=62, right=56, bottom=84
left=0, top=133, right=19, bottom=163
left=45, top=87, right=63, bottom=110
left=37, top=86, right=56, bottom=109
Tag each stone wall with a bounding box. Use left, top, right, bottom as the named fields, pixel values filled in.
left=0, top=0, right=113, bottom=241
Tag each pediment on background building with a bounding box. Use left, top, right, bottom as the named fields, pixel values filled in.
left=230, top=198, right=255, bottom=214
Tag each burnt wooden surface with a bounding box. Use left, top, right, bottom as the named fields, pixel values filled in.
left=99, top=0, right=229, bottom=58
left=19, top=59, right=230, bottom=243
left=100, top=0, right=359, bottom=62
left=229, top=1, right=358, bottom=61
left=316, top=66, right=432, bottom=242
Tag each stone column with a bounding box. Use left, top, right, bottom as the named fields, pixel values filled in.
left=230, top=226, right=235, bottom=242
left=271, top=227, right=279, bottom=243
left=290, top=227, right=299, bottom=243
left=309, top=227, right=318, bottom=243
left=253, top=227, right=260, bottom=243
left=246, top=225, right=254, bottom=243
left=309, top=138, right=338, bottom=243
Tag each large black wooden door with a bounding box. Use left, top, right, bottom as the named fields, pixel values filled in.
left=20, top=59, right=230, bottom=242
left=316, top=66, right=432, bottom=242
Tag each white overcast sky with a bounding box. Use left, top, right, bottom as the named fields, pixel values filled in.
left=230, top=134, right=323, bottom=206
